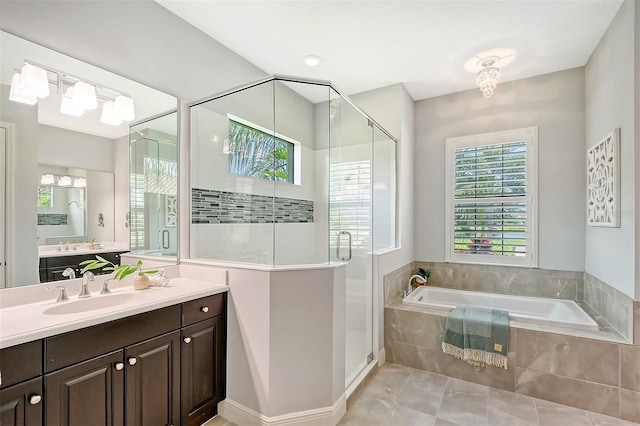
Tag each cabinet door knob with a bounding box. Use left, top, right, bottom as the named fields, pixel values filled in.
left=115, top=362, right=124, bottom=371
left=29, top=394, right=42, bottom=405
left=128, top=357, right=137, bottom=366
left=201, top=306, right=209, bottom=313
left=183, top=337, right=192, bottom=344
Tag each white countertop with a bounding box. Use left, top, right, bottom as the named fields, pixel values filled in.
left=39, top=246, right=129, bottom=258
left=0, top=265, right=228, bottom=349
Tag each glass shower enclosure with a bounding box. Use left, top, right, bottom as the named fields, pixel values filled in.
left=189, top=76, right=396, bottom=389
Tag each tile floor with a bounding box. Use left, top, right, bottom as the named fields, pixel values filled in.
left=205, top=362, right=639, bottom=426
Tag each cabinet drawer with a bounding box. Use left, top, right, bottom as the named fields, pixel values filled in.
left=182, top=294, right=224, bottom=326
left=0, top=340, right=42, bottom=389
left=45, top=305, right=180, bottom=372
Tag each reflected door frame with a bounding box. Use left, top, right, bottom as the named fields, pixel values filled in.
left=0, top=122, right=15, bottom=288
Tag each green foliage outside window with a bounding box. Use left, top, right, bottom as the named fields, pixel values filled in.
left=228, top=120, right=294, bottom=183
left=38, top=186, right=53, bottom=208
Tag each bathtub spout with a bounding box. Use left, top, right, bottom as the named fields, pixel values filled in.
left=406, top=274, right=427, bottom=296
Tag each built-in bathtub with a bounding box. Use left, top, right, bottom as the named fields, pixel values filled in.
left=403, top=286, right=599, bottom=332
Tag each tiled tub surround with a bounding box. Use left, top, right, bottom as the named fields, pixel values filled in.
left=584, top=272, right=635, bottom=342
left=384, top=302, right=640, bottom=423
left=384, top=261, right=634, bottom=341
left=192, top=188, right=314, bottom=224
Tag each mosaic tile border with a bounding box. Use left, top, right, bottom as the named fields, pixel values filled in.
left=192, top=188, right=314, bottom=224
left=38, top=213, right=68, bottom=226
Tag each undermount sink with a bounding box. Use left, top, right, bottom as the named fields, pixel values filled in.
left=43, top=293, right=138, bottom=315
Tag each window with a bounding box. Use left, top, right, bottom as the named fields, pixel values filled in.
left=228, top=119, right=295, bottom=184
left=330, top=160, right=371, bottom=250
left=445, top=127, right=538, bottom=267
left=38, top=186, right=53, bottom=208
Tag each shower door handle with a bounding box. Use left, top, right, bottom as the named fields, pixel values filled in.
left=336, top=230, right=352, bottom=261
left=162, top=230, right=170, bottom=249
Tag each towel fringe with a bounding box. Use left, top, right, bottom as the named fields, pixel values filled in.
left=442, top=342, right=508, bottom=369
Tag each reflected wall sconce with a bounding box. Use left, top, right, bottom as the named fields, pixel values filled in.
left=57, top=176, right=72, bottom=186
left=476, top=56, right=501, bottom=98
left=9, top=60, right=135, bottom=125
left=40, top=173, right=86, bottom=187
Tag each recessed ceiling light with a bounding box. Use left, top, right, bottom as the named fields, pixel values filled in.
left=303, top=55, right=322, bottom=67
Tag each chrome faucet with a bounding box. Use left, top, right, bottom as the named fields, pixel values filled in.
left=100, top=279, right=113, bottom=295
left=403, top=274, right=427, bottom=298
left=62, top=267, right=76, bottom=280
left=78, top=271, right=95, bottom=298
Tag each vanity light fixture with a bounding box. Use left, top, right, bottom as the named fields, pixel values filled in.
left=100, top=101, right=124, bottom=126
left=115, top=95, right=135, bottom=121
left=8, top=60, right=135, bottom=126
left=9, top=72, right=38, bottom=105
left=40, top=174, right=55, bottom=185
left=73, top=177, right=87, bottom=188
left=476, top=56, right=501, bottom=98
left=60, top=87, right=86, bottom=117
left=16, top=63, right=50, bottom=99
left=57, top=176, right=72, bottom=186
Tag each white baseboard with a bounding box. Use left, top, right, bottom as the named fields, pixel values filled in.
left=219, top=394, right=346, bottom=426
left=378, top=347, right=386, bottom=367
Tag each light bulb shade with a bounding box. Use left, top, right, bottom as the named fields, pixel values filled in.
left=74, top=81, right=97, bottom=110
left=100, top=101, right=123, bottom=126
left=9, top=72, right=37, bottom=105
left=60, top=87, right=85, bottom=116
left=73, top=177, right=87, bottom=188
left=114, top=95, right=135, bottom=121
left=58, top=176, right=72, bottom=186
left=18, top=64, right=50, bottom=98
left=476, top=66, right=501, bottom=98
left=40, top=174, right=55, bottom=185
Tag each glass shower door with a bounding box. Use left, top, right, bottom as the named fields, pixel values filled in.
left=329, top=92, right=374, bottom=388
left=129, top=112, right=178, bottom=257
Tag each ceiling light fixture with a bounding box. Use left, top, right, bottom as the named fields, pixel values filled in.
left=303, top=55, right=322, bottom=67
left=9, top=72, right=38, bottom=105
left=73, top=177, right=87, bottom=188
left=476, top=56, right=501, bottom=98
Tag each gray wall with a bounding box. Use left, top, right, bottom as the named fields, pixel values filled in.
left=585, top=0, right=636, bottom=299
left=0, top=0, right=266, bottom=102
left=414, top=67, right=586, bottom=272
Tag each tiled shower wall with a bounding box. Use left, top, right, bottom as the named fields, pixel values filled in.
left=191, top=188, right=314, bottom=224
left=384, top=261, right=634, bottom=341
left=37, top=213, right=68, bottom=225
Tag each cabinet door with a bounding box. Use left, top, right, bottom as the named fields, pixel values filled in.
left=125, top=331, right=180, bottom=426
left=181, top=316, right=226, bottom=426
left=46, top=350, right=124, bottom=426
left=0, top=378, right=43, bottom=426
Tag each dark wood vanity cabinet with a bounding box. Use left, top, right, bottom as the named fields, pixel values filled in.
left=4, top=291, right=229, bottom=426
left=39, top=250, right=128, bottom=283
left=0, top=340, right=44, bottom=426
left=181, top=295, right=226, bottom=425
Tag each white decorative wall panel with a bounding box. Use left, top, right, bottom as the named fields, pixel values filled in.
left=587, top=129, right=620, bottom=227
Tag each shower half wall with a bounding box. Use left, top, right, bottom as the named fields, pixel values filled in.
left=189, top=76, right=397, bottom=399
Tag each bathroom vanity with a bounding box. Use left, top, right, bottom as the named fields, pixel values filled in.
left=0, top=271, right=227, bottom=426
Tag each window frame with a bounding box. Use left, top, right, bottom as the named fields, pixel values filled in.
left=226, top=114, right=301, bottom=185
left=445, top=127, right=538, bottom=268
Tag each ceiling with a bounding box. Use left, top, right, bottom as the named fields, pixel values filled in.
left=157, top=0, right=623, bottom=102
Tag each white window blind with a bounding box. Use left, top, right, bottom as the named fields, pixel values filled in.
left=130, top=173, right=145, bottom=250
left=329, top=160, right=371, bottom=250
left=446, top=128, right=537, bottom=267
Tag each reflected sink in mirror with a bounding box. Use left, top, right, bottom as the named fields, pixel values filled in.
left=43, top=293, right=138, bottom=315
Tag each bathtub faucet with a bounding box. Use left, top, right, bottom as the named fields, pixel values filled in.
left=404, top=274, right=427, bottom=297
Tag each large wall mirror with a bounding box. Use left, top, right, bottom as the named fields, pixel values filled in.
left=0, top=30, right=178, bottom=287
